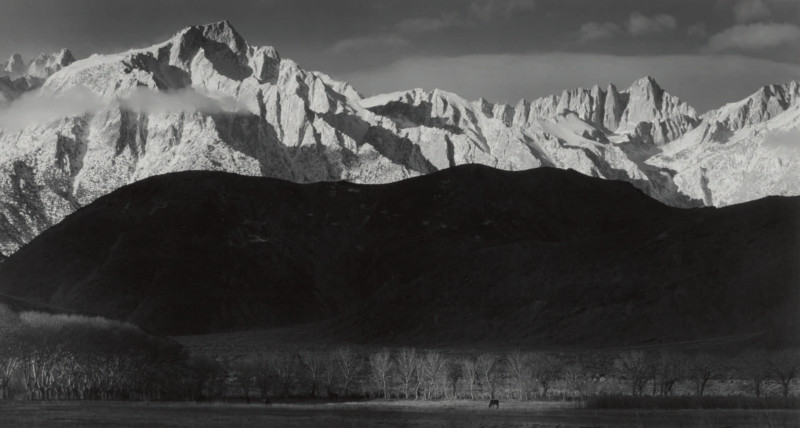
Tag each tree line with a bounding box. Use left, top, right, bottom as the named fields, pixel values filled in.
left=0, top=304, right=798, bottom=402
left=218, top=348, right=799, bottom=402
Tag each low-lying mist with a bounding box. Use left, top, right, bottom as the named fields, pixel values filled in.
left=0, top=86, right=248, bottom=131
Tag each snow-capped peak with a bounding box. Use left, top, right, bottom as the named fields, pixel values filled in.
left=3, top=53, right=25, bottom=78
left=702, top=81, right=800, bottom=132
left=26, top=49, right=75, bottom=79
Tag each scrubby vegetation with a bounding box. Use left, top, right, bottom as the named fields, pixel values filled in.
left=1, top=304, right=798, bottom=407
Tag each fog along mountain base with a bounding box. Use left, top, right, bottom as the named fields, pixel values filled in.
left=0, top=165, right=797, bottom=347
left=1, top=20, right=800, bottom=256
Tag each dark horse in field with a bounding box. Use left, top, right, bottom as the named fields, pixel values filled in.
left=488, top=399, right=500, bottom=409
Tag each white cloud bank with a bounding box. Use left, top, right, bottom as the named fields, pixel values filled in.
left=627, top=12, right=677, bottom=36
left=706, top=22, right=800, bottom=52
left=578, top=22, right=623, bottom=42
left=330, top=34, right=411, bottom=54
left=0, top=87, right=246, bottom=132
left=733, top=0, right=772, bottom=23
left=763, top=128, right=800, bottom=151
left=579, top=12, right=677, bottom=42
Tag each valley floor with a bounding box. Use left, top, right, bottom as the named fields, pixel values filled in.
left=1, top=401, right=798, bottom=428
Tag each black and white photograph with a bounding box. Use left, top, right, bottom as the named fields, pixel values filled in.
left=0, top=0, right=799, bottom=426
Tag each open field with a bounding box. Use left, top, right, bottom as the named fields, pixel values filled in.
left=0, top=401, right=798, bottom=428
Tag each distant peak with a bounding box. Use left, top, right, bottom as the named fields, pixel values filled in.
left=172, top=20, right=248, bottom=56
left=200, top=19, right=239, bottom=35
left=4, top=53, right=25, bottom=76
left=199, top=20, right=246, bottom=49
left=630, top=75, right=661, bottom=90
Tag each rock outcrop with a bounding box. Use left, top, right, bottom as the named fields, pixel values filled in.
left=26, top=49, right=75, bottom=80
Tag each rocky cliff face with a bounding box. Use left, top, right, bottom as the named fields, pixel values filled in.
left=26, top=49, right=75, bottom=80
left=0, top=20, right=797, bottom=254
left=0, top=49, right=75, bottom=104
left=2, top=54, right=26, bottom=78
left=648, top=81, right=800, bottom=207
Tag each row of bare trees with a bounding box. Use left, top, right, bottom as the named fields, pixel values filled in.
left=1, top=304, right=798, bottom=401
left=613, top=350, right=800, bottom=399
left=222, top=347, right=799, bottom=401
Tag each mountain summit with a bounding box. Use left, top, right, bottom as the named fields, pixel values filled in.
left=0, top=21, right=798, bottom=254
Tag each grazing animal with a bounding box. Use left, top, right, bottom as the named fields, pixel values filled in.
left=488, top=399, right=499, bottom=409
left=328, top=392, right=339, bottom=399
left=263, top=398, right=272, bottom=405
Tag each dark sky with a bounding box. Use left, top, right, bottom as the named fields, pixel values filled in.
left=2, top=0, right=800, bottom=111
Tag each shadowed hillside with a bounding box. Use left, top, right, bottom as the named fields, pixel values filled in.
left=0, top=165, right=797, bottom=346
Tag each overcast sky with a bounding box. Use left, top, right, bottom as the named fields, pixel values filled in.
left=2, top=0, right=800, bottom=111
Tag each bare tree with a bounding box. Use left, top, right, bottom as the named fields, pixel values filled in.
left=231, top=357, right=257, bottom=403
left=735, top=350, right=769, bottom=398
left=412, top=355, right=424, bottom=399
left=687, top=353, right=717, bottom=397
left=299, top=349, right=327, bottom=398
left=323, top=351, right=338, bottom=398
left=767, top=350, right=799, bottom=399
left=530, top=352, right=561, bottom=399
left=655, top=352, right=685, bottom=397
left=334, top=347, right=362, bottom=397
left=269, top=352, right=296, bottom=399
left=563, top=363, right=586, bottom=399
left=421, top=352, right=445, bottom=400
left=506, top=351, right=529, bottom=400
left=184, top=355, right=226, bottom=402
left=460, top=356, right=479, bottom=400
left=445, top=357, right=462, bottom=399
left=613, top=351, right=650, bottom=397
left=368, top=349, right=393, bottom=399
left=476, top=353, right=501, bottom=399
left=253, top=354, right=275, bottom=400
left=396, top=348, right=418, bottom=399
left=0, top=307, right=23, bottom=400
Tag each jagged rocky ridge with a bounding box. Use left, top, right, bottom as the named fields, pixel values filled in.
left=648, top=81, right=800, bottom=206
left=0, top=49, right=75, bottom=103
left=0, top=20, right=798, bottom=254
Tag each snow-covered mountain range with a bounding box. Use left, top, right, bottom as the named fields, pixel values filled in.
left=0, top=20, right=797, bottom=255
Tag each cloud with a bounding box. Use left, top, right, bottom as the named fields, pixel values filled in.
left=469, top=0, right=535, bottom=21
left=395, top=13, right=461, bottom=34
left=343, top=52, right=800, bottom=113
left=577, top=12, right=677, bottom=42
left=0, top=87, right=246, bottom=132
left=119, top=87, right=246, bottom=115
left=0, top=87, right=104, bottom=131
left=707, top=22, right=800, bottom=52
left=627, top=12, right=677, bottom=36
left=763, top=128, right=800, bottom=151
left=734, top=0, right=771, bottom=23
left=578, top=22, right=623, bottom=42
left=392, top=1, right=535, bottom=35
left=330, top=33, right=410, bottom=54
left=687, top=23, right=708, bottom=38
